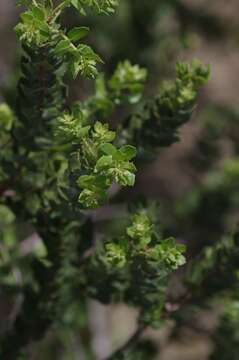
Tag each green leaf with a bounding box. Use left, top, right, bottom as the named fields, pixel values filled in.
left=20, top=13, right=33, bottom=22
left=0, top=103, right=14, bottom=131
left=68, top=27, right=89, bottom=42
left=99, top=143, right=117, bottom=156
left=70, top=0, right=119, bottom=15
left=70, top=0, right=80, bottom=9
left=95, top=155, right=113, bottom=171
left=119, top=145, right=137, bottom=161
left=77, top=175, right=96, bottom=188
left=31, top=5, right=45, bottom=21
left=54, top=39, right=72, bottom=55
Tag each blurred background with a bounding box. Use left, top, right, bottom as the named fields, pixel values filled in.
left=1, top=0, right=239, bottom=359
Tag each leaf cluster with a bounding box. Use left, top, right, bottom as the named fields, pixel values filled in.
left=15, top=0, right=115, bottom=78
left=0, top=1, right=211, bottom=358
left=122, top=60, right=210, bottom=150
left=85, top=206, right=186, bottom=327
left=54, top=111, right=137, bottom=208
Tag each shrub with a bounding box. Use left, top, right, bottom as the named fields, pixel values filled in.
left=4, top=1, right=239, bottom=359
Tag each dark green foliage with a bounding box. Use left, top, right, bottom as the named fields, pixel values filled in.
left=187, top=232, right=239, bottom=298
left=0, top=1, right=220, bottom=359
left=121, top=60, right=209, bottom=151
left=16, top=44, right=64, bottom=147
left=210, top=301, right=239, bottom=360
left=84, top=206, right=185, bottom=327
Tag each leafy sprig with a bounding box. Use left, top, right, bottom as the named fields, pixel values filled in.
left=15, top=0, right=117, bottom=78
left=85, top=206, right=186, bottom=326
left=54, top=112, right=137, bottom=208
left=0, top=0, right=211, bottom=357
left=121, top=60, right=210, bottom=150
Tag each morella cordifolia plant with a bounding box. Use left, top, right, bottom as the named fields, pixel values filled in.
left=0, top=0, right=227, bottom=359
